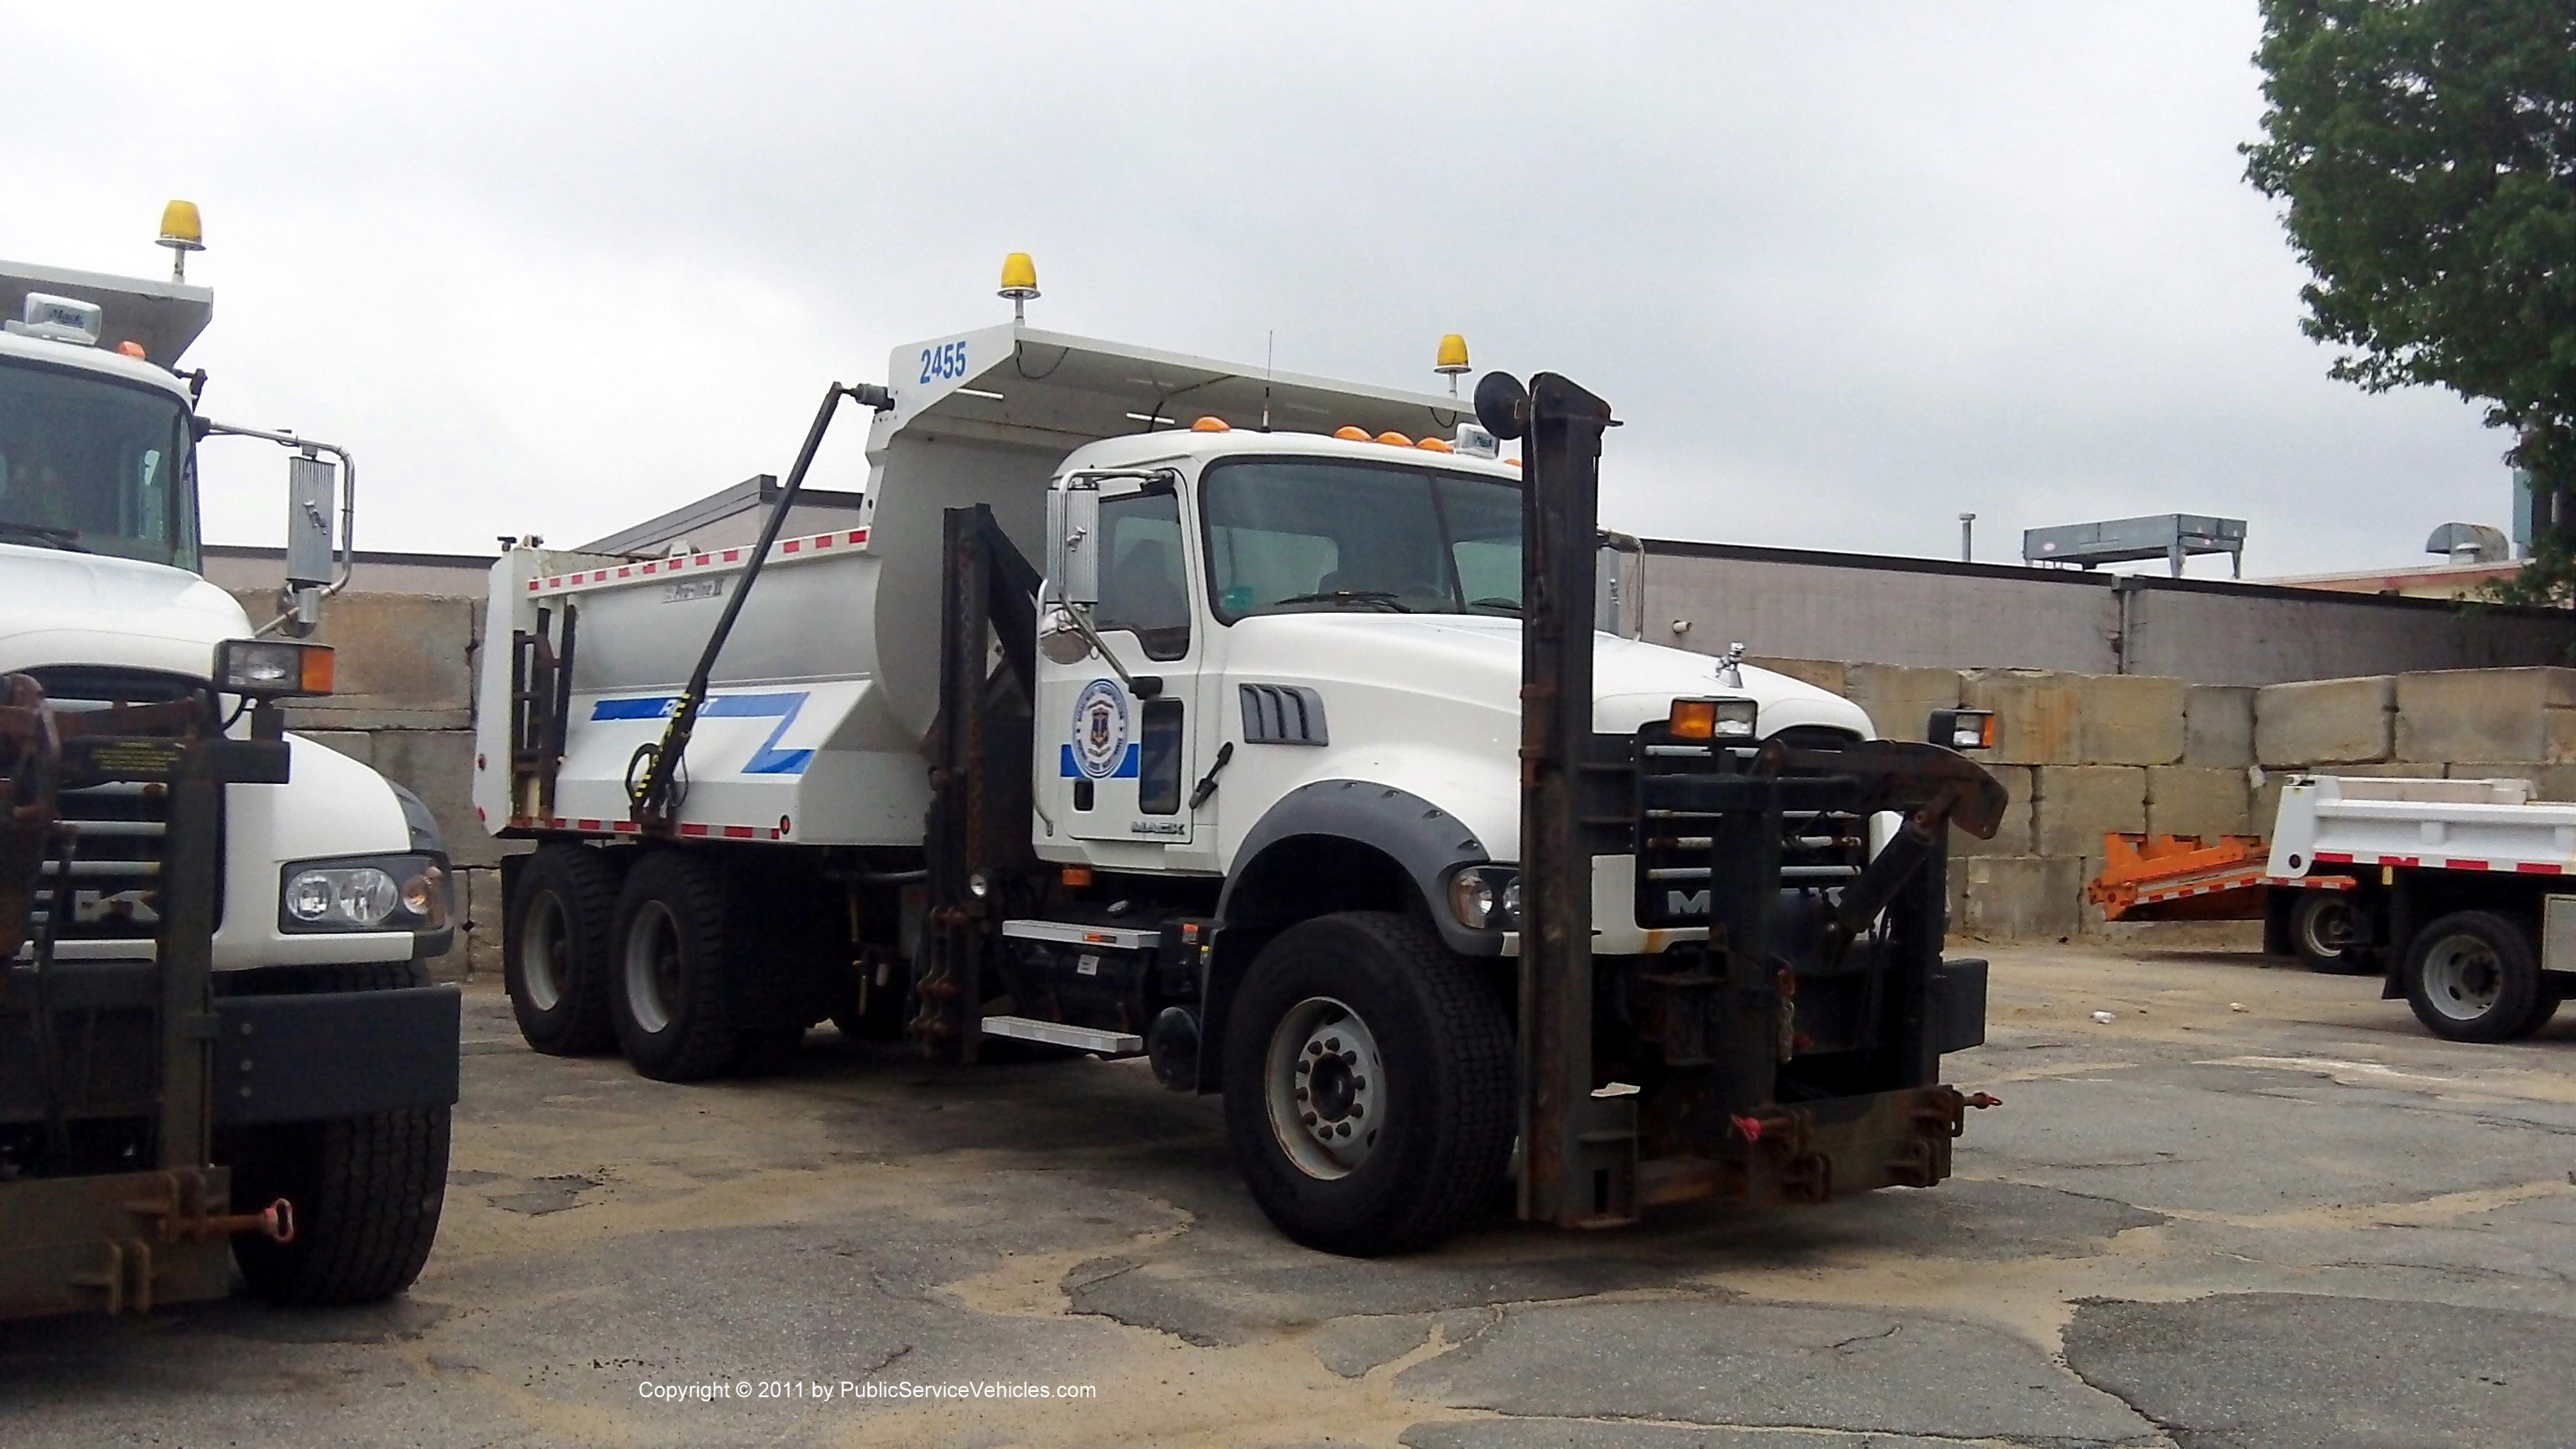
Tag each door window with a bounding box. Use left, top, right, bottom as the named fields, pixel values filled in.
left=1093, top=487, right=1191, bottom=661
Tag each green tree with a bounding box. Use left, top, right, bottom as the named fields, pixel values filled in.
left=2243, top=0, right=2576, bottom=601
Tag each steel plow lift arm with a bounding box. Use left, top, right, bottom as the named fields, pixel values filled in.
left=1476, top=367, right=2005, bottom=1232
left=626, top=381, right=896, bottom=829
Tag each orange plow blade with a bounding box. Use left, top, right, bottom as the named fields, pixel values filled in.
left=2084, top=833, right=2351, bottom=922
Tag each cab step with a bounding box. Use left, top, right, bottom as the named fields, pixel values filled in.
left=979, top=1015, right=1144, bottom=1056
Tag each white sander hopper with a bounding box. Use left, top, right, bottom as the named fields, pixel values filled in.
left=474, top=321, right=1475, bottom=846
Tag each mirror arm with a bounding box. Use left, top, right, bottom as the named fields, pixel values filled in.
left=200, top=420, right=359, bottom=636
left=1047, top=581, right=1161, bottom=699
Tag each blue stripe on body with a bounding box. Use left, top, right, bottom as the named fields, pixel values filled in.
left=589, top=692, right=815, bottom=776
left=1059, top=744, right=1140, bottom=779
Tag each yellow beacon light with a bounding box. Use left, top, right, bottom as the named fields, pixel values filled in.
left=998, top=252, right=1040, bottom=323
left=1434, top=333, right=1471, bottom=396
left=157, top=199, right=205, bottom=282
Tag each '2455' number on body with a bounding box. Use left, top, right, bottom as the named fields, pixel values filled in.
left=920, top=341, right=969, bottom=383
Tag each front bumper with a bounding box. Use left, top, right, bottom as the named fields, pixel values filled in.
left=1635, top=1083, right=1987, bottom=1208
left=1, top=958, right=460, bottom=1132
left=211, top=984, right=460, bottom=1125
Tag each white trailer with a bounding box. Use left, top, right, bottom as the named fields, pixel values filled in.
left=2267, top=774, right=2576, bottom=1041
left=479, top=265, right=2005, bottom=1252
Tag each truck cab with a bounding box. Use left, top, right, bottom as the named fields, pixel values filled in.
left=1031, top=426, right=1873, bottom=958
left=0, top=213, right=456, bottom=1319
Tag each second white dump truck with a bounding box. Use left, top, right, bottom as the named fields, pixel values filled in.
left=478, top=263, right=2005, bottom=1252
left=2268, top=774, right=2576, bottom=1042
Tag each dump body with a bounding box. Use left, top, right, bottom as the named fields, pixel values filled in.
left=2268, top=774, right=2568, bottom=880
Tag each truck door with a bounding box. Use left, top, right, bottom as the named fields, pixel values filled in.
left=1046, top=477, right=1201, bottom=847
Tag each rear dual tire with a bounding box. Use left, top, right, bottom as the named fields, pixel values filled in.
left=506, top=844, right=622, bottom=1055
left=2404, top=910, right=2563, bottom=1042
left=609, top=850, right=808, bottom=1081
left=2288, top=891, right=2374, bottom=975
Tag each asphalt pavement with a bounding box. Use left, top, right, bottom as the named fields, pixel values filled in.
left=6, top=943, right=2573, bottom=1448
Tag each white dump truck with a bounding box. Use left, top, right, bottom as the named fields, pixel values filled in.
left=0, top=205, right=456, bottom=1317
left=480, top=261, right=2003, bottom=1252
left=2268, top=774, right=2576, bottom=1041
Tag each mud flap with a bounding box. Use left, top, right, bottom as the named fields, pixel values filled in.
left=1931, top=957, right=1987, bottom=1055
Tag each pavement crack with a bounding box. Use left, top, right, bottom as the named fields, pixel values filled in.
left=2057, top=1348, right=2189, bottom=1447
left=856, top=1343, right=912, bottom=1378
left=1824, top=1322, right=1902, bottom=1352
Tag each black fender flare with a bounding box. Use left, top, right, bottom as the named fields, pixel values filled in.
left=1218, top=779, right=1500, bottom=956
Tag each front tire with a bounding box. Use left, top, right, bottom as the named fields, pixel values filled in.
left=505, top=844, right=622, bottom=1055
left=610, top=851, right=751, bottom=1082
left=231, top=1106, right=451, bottom=1306
left=1221, top=912, right=1513, bottom=1256
left=2405, top=910, right=2550, bottom=1042
left=2288, top=891, right=2371, bottom=974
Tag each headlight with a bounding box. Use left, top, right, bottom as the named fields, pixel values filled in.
left=215, top=638, right=335, bottom=699
left=1926, top=708, right=1997, bottom=750
left=1447, top=865, right=1520, bottom=932
left=280, top=854, right=448, bottom=932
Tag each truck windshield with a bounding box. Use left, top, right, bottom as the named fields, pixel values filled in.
left=1202, top=458, right=1521, bottom=621
left=0, top=358, right=199, bottom=570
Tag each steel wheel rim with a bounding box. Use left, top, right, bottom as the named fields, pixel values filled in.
left=519, top=890, right=571, bottom=1012
left=2297, top=897, right=2353, bottom=958
left=2421, top=933, right=2503, bottom=1021
left=624, top=901, right=682, bottom=1035
left=1265, top=995, right=1385, bottom=1181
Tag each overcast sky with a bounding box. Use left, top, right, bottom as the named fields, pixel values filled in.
left=1, top=2, right=2515, bottom=577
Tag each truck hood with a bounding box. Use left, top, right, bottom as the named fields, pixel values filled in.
left=0, top=543, right=252, bottom=678
left=1228, top=613, right=1875, bottom=739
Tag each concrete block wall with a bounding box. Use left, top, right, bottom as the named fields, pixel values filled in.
left=219, top=597, right=2576, bottom=963
left=231, top=589, right=514, bottom=983
left=1756, top=656, right=2576, bottom=942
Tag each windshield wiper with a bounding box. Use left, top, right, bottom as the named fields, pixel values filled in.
left=1270, top=589, right=1415, bottom=613
left=0, top=519, right=87, bottom=553
left=1467, top=596, right=1522, bottom=614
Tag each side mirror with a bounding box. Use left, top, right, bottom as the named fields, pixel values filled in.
left=1050, top=482, right=1102, bottom=607
left=285, top=453, right=335, bottom=589
left=282, top=452, right=337, bottom=638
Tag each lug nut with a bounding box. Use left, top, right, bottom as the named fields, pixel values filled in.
left=1296, top=1058, right=1311, bottom=1074
left=1325, top=1037, right=1341, bottom=1052
left=1295, top=1087, right=1308, bottom=1101
left=1351, top=1076, right=1366, bottom=1089
left=1349, top=1103, right=1363, bottom=1118
left=1308, top=1041, right=1324, bottom=1057
left=1335, top=1122, right=1351, bottom=1138
left=1301, top=1111, right=1317, bottom=1126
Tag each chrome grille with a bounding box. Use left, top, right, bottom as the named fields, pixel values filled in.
left=19, top=667, right=195, bottom=954
left=1633, top=723, right=1869, bottom=928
